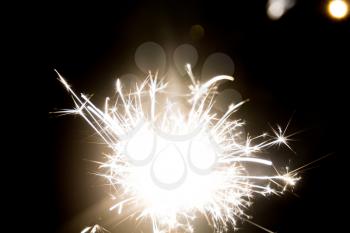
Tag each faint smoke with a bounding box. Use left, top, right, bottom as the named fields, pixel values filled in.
left=267, top=0, right=296, bottom=20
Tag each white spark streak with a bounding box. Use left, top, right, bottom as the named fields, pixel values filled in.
left=81, top=225, right=109, bottom=233
left=57, top=65, right=299, bottom=233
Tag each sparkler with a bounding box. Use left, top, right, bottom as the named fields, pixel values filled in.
left=56, top=64, right=300, bottom=233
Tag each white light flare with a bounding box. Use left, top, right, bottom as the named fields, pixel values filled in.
left=56, top=65, right=300, bottom=233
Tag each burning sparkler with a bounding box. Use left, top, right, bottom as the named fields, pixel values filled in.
left=56, top=64, right=299, bottom=233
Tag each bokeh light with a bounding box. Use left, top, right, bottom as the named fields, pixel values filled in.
left=327, top=0, right=349, bottom=20
left=267, top=0, right=296, bottom=20
left=190, top=24, right=205, bottom=41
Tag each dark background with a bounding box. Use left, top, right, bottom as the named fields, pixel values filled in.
left=32, top=0, right=348, bottom=232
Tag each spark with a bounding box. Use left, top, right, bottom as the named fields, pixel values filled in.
left=81, top=225, right=109, bottom=233
left=56, top=65, right=300, bottom=233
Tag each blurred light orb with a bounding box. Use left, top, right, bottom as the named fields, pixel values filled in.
left=135, top=42, right=166, bottom=75
left=267, top=0, right=285, bottom=19
left=327, top=0, right=349, bottom=20
left=267, top=0, right=295, bottom=20
left=173, top=44, right=198, bottom=75
left=190, top=24, right=205, bottom=41
left=201, top=53, right=235, bottom=82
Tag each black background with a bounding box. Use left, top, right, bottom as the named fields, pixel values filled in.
left=21, top=0, right=349, bottom=232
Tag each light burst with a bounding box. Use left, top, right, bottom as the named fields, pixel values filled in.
left=56, top=65, right=300, bottom=233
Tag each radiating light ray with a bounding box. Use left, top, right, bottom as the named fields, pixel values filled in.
left=56, top=64, right=300, bottom=233
left=81, top=224, right=109, bottom=233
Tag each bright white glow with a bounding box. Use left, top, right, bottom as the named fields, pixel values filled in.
left=57, top=64, right=300, bottom=233
left=267, top=1, right=285, bottom=19
left=328, top=0, right=349, bottom=19
left=152, top=143, right=186, bottom=187
left=189, top=138, right=217, bottom=172
left=124, top=123, right=155, bottom=164
left=267, top=0, right=295, bottom=20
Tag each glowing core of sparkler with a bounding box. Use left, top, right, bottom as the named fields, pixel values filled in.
left=57, top=64, right=299, bottom=233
